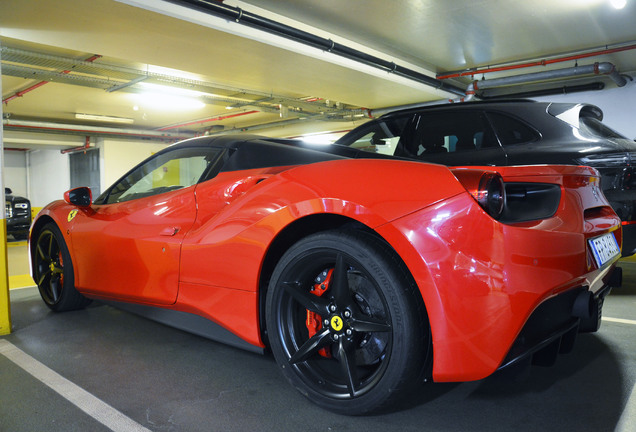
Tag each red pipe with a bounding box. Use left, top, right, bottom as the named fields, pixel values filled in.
left=436, top=43, right=636, bottom=80
left=61, top=136, right=92, bottom=154
left=158, top=110, right=260, bottom=131
left=3, top=54, right=102, bottom=104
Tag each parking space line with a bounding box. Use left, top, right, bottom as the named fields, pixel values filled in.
left=603, top=317, right=636, bottom=326
left=0, top=339, right=151, bottom=432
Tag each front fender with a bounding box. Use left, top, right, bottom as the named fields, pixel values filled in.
left=30, top=201, right=84, bottom=281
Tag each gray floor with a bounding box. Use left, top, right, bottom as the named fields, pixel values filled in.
left=1, top=261, right=635, bottom=432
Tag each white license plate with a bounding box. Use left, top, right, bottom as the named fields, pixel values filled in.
left=588, top=232, right=620, bottom=268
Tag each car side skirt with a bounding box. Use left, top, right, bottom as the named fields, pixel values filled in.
left=100, top=299, right=265, bottom=354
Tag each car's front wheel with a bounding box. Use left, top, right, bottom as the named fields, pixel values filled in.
left=266, top=230, right=429, bottom=414
left=33, top=222, right=91, bottom=311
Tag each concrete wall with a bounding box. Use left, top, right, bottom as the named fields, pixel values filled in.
left=28, top=149, right=70, bottom=208
left=3, top=151, right=27, bottom=198
left=2, top=138, right=169, bottom=208
left=99, top=139, right=168, bottom=189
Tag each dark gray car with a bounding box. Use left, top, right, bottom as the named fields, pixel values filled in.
left=336, top=100, right=636, bottom=256
left=5, top=187, right=31, bottom=240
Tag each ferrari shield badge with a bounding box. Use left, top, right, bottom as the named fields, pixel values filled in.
left=330, top=315, right=344, bottom=332
left=67, top=209, right=78, bottom=222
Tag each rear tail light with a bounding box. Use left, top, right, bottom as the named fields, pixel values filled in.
left=452, top=169, right=506, bottom=220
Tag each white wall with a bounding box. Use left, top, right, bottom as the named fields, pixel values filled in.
left=29, top=149, right=70, bottom=208
left=100, top=138, right=168, bottom=189
left=533, top=74, right=636, bottom=139
left=3, top=138, right=169, bottom=208
left=3, top=150, right=28, bottom=197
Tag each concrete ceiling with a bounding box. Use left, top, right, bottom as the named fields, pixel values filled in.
left=1, top=0, right=636, bottom=148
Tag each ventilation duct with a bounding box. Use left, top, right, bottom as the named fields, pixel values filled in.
left=465, top=62, right=626, bottom=100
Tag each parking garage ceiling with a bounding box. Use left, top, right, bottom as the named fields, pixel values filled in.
left=1, top=0, right=636, bottom=148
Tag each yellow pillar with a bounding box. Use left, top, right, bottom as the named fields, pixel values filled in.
left=0, top=39, right=11, bottom=335
left=0, top=221, right=10, bottom=335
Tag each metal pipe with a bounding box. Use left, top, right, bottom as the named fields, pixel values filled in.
left=2, top=119, right=194, bottom=141
left=158, top=110, right=260, bottom=131
left=165, top=0, right=465, bottom=96
left=465, top=62, right=626, bottom=100
left=437, top=42, right=636, bottom=80
left=2, top=54, right=102, bottom=105
left=478, top=82, right=605, bottom=99
left=206, top=117, right=310, bottom=135
left=61, top=136, right=92, bottom=154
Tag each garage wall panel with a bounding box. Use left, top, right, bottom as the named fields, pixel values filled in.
left=3, top=151, right=27, bottom=198
left=28, top=149, right=70, bottom=208
left=101, top=139, right=168, bottom=188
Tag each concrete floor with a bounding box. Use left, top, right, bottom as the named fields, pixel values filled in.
left=1, top=243, right=635, bottom=431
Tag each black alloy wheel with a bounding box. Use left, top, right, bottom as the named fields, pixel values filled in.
left=33, top=222, right=91, bottom=311
left=266, top=230, right=428, bottom=414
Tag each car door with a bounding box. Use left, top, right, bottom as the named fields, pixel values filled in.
left=401, top=110, right=508, bottom=167
left=69, top=145, right=225, bottom=305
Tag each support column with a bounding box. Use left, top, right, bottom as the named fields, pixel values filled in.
left=0, top=39, right=13, bottom=335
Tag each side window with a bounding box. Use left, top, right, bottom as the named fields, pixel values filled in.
left=344, top=115, right=413, bottom=156
left=103, top=147, right=223, bottom=204
left=401, top=111, right=498, bottom=158
left=487, top=112, right=540, bottom=145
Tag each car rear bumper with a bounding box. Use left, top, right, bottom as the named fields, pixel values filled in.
left=7, top=217, right=31, bottom=234
left=498, top=268, right=620, bottom=371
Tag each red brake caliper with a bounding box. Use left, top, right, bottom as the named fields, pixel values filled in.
left=306, top=269, right=333, bottom=358
left=58, top=251, right=64, bottom=285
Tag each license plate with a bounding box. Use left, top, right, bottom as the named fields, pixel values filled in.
left=588, top=232, right=620, bottom=268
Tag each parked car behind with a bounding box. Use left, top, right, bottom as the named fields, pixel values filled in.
left=336, top=100, right=636, bottom=255
left=5, top=187, right=31, bottom=240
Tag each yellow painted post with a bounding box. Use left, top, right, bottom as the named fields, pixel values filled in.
left=0, top=221, right=10, bottom=335
left=0, top=40, right=12, bottom=335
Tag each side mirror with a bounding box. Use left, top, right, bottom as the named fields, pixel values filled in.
left=64, top=187, right=92, bottom=207
left=4, top=187, right=12, bottom=195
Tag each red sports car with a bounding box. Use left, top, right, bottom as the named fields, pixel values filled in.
left=30, top=135, right=622, bottom=414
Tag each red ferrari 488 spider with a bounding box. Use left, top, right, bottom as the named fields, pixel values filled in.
left=30, top=135, right=622, bottom=414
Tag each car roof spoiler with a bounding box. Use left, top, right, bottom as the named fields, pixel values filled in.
left=547, top=103, right=603, bottom=128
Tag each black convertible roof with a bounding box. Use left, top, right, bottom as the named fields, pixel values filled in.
left=168, top=134, right=395, bottom=172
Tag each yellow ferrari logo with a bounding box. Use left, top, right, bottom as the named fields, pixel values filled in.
left=330, top=315, right=343, bottom=332
left=67, top=209, right=78, bottom=222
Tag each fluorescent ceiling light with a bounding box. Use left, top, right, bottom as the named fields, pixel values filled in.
left=610, top=0, right=626, bottom=8
left=132, top=92, right=206, bottom=110
left=75, top=113, right=134, bottom=124
left=131, top=84, right=207, bottom=110
left=137, top=82, right=206, bottom=97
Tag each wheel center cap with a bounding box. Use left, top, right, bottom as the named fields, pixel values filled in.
left=330, top=315, right=344, bottom=332
left=49, top=263, right=56, bottom=271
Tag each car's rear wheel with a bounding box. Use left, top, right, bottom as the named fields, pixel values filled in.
left=266, top=230, right=428, bottom=414
left=33, top=222, right=91, bottom=311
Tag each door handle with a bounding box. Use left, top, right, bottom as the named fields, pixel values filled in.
left=160, top=227, right=180, bottom=236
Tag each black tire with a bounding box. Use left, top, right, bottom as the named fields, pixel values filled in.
left=266, top=230, right=429, bottom=414
left=33, top=222, right=91, bottom=311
